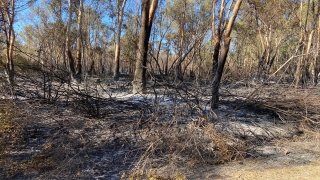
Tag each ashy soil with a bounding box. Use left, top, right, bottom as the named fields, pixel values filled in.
left=0, top=77, right=319, bottom=180
left=189, top=137, right=320, bottom=179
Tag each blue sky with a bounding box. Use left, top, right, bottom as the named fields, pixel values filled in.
left=14, top=0, right=140, bottom=32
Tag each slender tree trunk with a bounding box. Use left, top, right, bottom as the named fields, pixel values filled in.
left=75, top=0, right=84, bottom=82
left=6, top=22, right=15, bottom=87
left=175, top=1, right=186, bottom=81
left=211, top=0, right=242, bottom=109
left=1, top=0, right=16, bottom=93
left=132, top=0, right=158, bottom=94
left=88, top=59, right=95, bottom=75
left=66, top=0, right=76, bottom=79
left=301, top=30, right=315, bottom=87
left=66, top=0, right=84, bottom=83
left=212, top=38, right=231, bottom=108
left=314, top=0, right=320, bottom=86
left=113, top=35, right=121, bottom=79
left=295, top=0, right=311, bottom=88
left=212, top=35, right=221, bottom=75
left=57, top=0, right=67, bottom=69
left=113, top=0, right=127, bottom=80
left=211, top=0, right=218, bottom=74
left=165, top=45, right=169, bottom=76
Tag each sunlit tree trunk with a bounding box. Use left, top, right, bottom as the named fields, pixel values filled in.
left=165, top=43, right=170, bottom=76
left=313, top=0, right=320, bottom=86
left=132, top=0, right=158, bottom=94
left=211, top=0, right=221, bottom=76
left=113, top=0, right=127, bottom=80
left=66, top=0, right=76, bottom=78
left=175, top=1, right=186, bottom=81
left=295, top=0, right=311, bottom=88
left=211, top=0, right=242, bottom=109
left=75, top=0, right=84, bottom=82
left=66, top=0, right=84, bottom=83
left=59, top=0, right=67, bottom=69
left=1, top=0, right=16, bottom=93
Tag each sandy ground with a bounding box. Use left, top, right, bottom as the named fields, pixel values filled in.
left=190, top=137, right=320, bottom=180
left=188, top=138, right=320, bottom=180
left=230, top=162, right=320, bottom=180
left=191, top=160, right=320, bottom=180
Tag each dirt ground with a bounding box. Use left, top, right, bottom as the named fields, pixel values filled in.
left=1, top=77, right=320, bottom=180
left=230, top=162, right=320, bottom=180
left=189, top=136, right=320, bottom=180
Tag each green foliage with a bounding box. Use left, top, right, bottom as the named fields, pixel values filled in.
left=121, top=16, right=139, bottom=63
left=164, top=0, right=211, bottom=51
left=230, top=0, right=304, bottom=76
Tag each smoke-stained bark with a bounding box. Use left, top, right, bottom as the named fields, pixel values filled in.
left=132, top=0, right=158, bottom=94
left=66, top=0, right=75, bottom=77
left=66, top=0, right=84, bottom=83
left=113, top=0, right=127, bottom=80
left=211, top=0, right=243, bottom=109
left=314, top=0, right=320, bottom=86
left=1, top=0, right=16, bottom=92
left=75, top=0, right=84, bottom=82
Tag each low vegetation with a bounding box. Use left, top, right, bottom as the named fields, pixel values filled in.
left=0, top=66, right=319, bottom=179
left=1, top=0, right=320, bottom=179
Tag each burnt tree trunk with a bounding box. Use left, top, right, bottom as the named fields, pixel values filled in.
left=211, top=38, right=231, bottom=108
left=211, top=0, right=242, bottom=109
left=113, top=0, right=127, bottom=80
left=132, top=0, right=158, bottom=94
left=1, top=0, right=16, bottom=95
left=75, top=0, right=84, bottom=82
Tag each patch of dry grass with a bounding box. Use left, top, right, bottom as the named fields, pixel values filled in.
left=1, top=76, right=319, bottom=179
left=0, top=101, right=24, bottom=153
left=257, top=88, right=320, bottom=130
left=123, top=116, right=247, bottom=179
left=0, top=101, right=28, bottom=178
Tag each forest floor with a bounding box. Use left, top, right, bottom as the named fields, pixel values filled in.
left=189, top=135, right=320, bottom=179
left=0, top=74, right=320, bottom=179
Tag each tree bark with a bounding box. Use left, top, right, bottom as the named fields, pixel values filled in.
left=295, top=0, right=311, bottom=88
left=132, top=0, right=158, bottom=94
left=75, top=0, right=84, bottom=82
left=211, top=0, right=242, bottom=109
left=113, top=0, right=127, bottom=80
left=1, top=0, right=16, bottom=92
left=66, top=0, right=76, bottom=78
left=66, top=0, right=84, bottom=83
left=175, top=0, right=186, bottom=81
left=212, top=38, right=231, bottom=108
left=314, top=0, right=320, bottom=86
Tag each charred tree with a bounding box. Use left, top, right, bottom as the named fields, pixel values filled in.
left=132, top=0, right=158, bottom=94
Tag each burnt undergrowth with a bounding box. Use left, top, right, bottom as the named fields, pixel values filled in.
left=0, top=67, right=319, bottom=179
